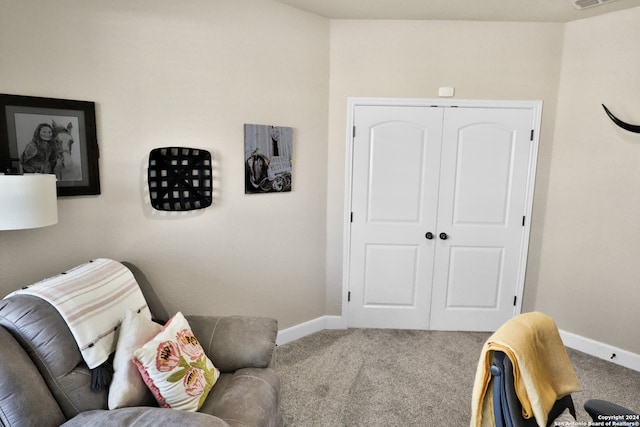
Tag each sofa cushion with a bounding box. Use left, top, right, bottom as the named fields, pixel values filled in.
left=186, top=315, right=278, bottom=372
left=200, top=368, right=281, bottom=427
left=61, top=407, right=230, bottom=427
left=109, top=309, right=162, bottom=409
left=133, top=312, right=220, bottom=411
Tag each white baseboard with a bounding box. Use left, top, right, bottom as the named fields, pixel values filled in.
left=277, top=320, right=640, bottom=373
left=276, top=315, right=345, bottom=346
left=560, top=329, right=640, bottom=372
left=325, top=315, right=347, bottom=330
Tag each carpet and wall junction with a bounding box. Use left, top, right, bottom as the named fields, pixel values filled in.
left=277, top=328, right=640, bottom=426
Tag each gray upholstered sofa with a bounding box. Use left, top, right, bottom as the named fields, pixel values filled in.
left=0, top=261, right=282, bottom=426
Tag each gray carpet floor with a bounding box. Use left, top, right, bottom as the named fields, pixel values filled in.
left=276, top=328, right=640, bottom=426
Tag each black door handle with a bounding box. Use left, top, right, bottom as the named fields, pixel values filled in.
left=439, top=232, right=448, bottom=240
left=425, top=232, right=434, bottom=240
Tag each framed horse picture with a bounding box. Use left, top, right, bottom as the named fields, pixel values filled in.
left=0, top=94, right=100, bottom=196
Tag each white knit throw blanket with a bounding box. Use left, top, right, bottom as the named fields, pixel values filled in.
left=8, top=258, right=151, bottom=369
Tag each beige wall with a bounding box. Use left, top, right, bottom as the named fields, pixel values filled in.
left=533, top=7, right=640, bottom=354
left=2, top=0, right=639, bottom=353
left=326, top=12, right=640, bottom=355
left=326, top=20, right=565, bottom=315
left=0, top=0, right=330, bottom=329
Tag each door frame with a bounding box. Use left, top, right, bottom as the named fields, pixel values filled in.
left=341, top=97, right=543, bottom=329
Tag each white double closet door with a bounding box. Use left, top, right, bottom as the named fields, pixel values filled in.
left=347, top=100, right=540, bottom=331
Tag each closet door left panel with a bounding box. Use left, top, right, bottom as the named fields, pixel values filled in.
left=348, top=106, right=444, bottom=329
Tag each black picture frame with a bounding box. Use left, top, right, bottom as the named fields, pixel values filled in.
left=0, top=94, right=100, bottom=196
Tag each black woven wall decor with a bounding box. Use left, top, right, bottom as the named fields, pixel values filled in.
left=148, top=147, right=212, bottom=211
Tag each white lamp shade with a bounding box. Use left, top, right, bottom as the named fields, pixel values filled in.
left=0, top=174, right=58, bottom=230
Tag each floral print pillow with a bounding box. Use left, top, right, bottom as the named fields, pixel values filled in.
left=132, top=312, right=219, bottom=411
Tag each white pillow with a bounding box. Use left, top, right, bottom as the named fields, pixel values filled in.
left=108, top=309, right=163, bottom=409
left=133, top=312, right=220, bottom=411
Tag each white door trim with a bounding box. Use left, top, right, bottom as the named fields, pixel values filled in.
left=342, top=97, right=543, bottom=329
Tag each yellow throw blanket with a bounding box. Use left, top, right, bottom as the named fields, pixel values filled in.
left=470, top=312, right=580, bottom=427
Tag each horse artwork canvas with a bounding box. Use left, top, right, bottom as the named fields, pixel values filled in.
left=51, top=120, right=82, bottom=181
left=16, top=115, right=82, bottom=182
left=244, top=124, right=293, bottom=194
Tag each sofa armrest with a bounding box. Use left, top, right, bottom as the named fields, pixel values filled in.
left=185, top=315, right=277, bottom=373
left=0, top=326, right=66, bottom=427
left=62, top=407, right=230, bottom=427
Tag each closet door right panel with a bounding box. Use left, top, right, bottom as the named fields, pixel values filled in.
left=429, top=107, right=535, bottom=331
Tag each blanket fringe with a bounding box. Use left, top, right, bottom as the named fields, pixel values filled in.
left=91, top=360, right=113, bottom=392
